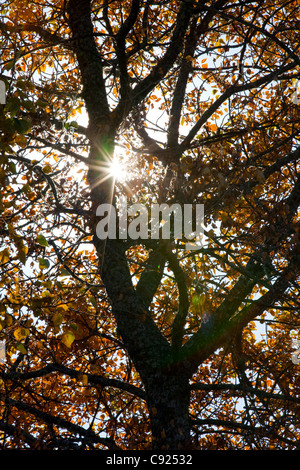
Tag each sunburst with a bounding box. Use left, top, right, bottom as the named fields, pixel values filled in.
left=109, top=155, right=127, bottom=183
left=88, top=148, right=128, bottom=192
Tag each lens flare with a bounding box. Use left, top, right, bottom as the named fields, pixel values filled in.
left=109, top=156, right=127, bottom=182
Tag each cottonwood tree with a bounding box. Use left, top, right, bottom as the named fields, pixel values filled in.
left=0, top=0, right=300, bottom=451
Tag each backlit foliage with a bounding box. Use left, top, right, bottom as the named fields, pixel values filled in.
left=0, top=0, right=300, bottom=450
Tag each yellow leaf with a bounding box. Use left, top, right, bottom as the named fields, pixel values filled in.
left=14, top=134, right=28, bottom=148
left=14, top=327, right=29, bottom=341
left=61, top=331, right=75, bottom=348
left=59, top=304, right=69, bottom=311
left=18, top=246, right=28, bottom=265
left=16, top=342, right=28, bottom=355
left=0, top=249, right=10, bottom=264
left=37, top=234, right=49, bottom=247
left=5, top=314, right=13, bottom=327
left=52, top=312, right=64, bottom=327
left=42, top=164, right=52, bottom=174
left=78, top=374, right=88, bottom=386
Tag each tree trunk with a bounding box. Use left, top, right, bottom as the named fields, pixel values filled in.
left=94, top=235, right=193, bottom=450
left=145, top=372, right=192, bottom=451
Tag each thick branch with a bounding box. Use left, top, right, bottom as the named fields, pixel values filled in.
left=130, top=0, right=196, bottom=109
left=0, top=21, right=69, bottom=48
left=3, top=395, right=119, bottom=449
left=182, top=263, right=293, bottom=373
left=114, top=0, right=141, bottom=116
left=167, top=251, right=190, bottom=350
left=1, top=363, right=145, bottom=400
left=67, top=0, right=110, bottom=126
left=190, top=382, right=300, bottom=405
left=95, top=238, right=172, bottom=377
left=167, top=0, right=228, bottom=151
left=191, top=417, right=298, bottom=447
left=0, top=420, right=38, bottom=447
left=135, top=247, right=166, bottom=311
left=167, top=17, right=198, bottom=150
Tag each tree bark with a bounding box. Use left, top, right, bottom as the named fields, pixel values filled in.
left=95, top=237, right=193, bottom=450
left=145, top=372, right=192, bottom=450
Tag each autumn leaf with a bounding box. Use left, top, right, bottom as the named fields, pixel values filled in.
left=15, top=342, right=28, bottom=355
left=37, top=234, right=49, bottom=247
left=209, top=123, right=218, bottom=132
left=61, top=331, right=75, bottom=349
left=14, top=327, right=29, bottom=341
left=17, top=246, right=28, bottom=265
left=4, top=314, right=13, bottom=327
left=38, top=258, right=50, bottom=269
left=1, top=0, right=300, bottom=452
left=52, top=312, right=64, bottom=327
left=77, top=374, right=88, bottom=386
left=42, top=164, right=52, bottom=174
left=0, top=249, right=10, bottom=264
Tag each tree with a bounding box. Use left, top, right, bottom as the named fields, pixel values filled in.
left=0, top=0, right=300, bottom=451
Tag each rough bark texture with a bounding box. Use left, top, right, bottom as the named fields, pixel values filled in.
left=94, top=237, right=190, bottom=449
left=145, top=373, right=192, bottom=450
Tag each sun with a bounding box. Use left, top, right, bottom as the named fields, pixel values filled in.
left=87, top=147, right=130, bottom=195
left=109, top=155, right=127, bottom=182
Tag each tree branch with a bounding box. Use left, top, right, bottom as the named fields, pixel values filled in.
left=181, top=61, right=298, bottom=150
left=1, top=363, right=146, bottom=400
left=0, top=419, right=38, bottom=448
left=167, top=0, right=228, bottom=152
left=135, top=247, right=166, bottom=311
left=130, top=0, right=196, bottom=109
left=3, top=395, right=119, bottom=449
left=190, top=382, right=300, bottom=405
left=113, top=0, right=141, bottom=117
left=67, top=0, right=110, bottom=126
left=167, top=251, right=190, bottom=351
left=181, top=257, right=295, bottom=373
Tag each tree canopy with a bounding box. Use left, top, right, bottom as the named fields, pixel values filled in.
left=0, top=0, right=300, bottom=451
